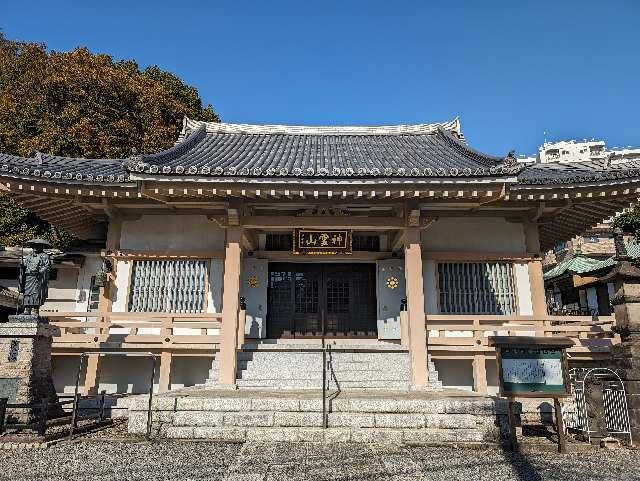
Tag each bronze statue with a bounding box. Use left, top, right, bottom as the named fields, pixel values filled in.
left=18, top=239, right=52, bottom=315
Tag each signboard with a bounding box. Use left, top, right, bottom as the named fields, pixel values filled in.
left=293, top=229, right=352, bottom=255
left=490, top=336, right=572, bottom=398
left=0, top=378, right=20, bottom=403
left=499, top=347, right=568, bottom=396
left=489, top=336, right=572, bottom=453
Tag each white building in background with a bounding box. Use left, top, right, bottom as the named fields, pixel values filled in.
left=519, top=139, right=640, bottom=165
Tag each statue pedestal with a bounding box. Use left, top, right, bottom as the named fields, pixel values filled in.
left=0, top=315, right=63, bottom=424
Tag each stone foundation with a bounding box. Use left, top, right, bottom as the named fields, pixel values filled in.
left=128, top=388, right=509, bottom=443
left=0, top=316, right=62, bottom=423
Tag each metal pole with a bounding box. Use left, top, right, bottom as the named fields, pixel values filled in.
left=99, top=390, right=106, bottom=422
left=69, top=354, right=86, bottom=439
left=321, top=308, right=327, bottom=429
left=146, top=355, right=156, bottom=440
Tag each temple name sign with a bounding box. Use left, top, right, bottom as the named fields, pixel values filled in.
left=293, top=229, right=352, bottom=255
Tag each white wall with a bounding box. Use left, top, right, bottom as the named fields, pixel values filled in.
left=52, top=356, right=83, bottom=394
left=516, top=262, right=533, bottom=315
left=52, top=354, right=214, bottom=394
left=421, top=217, right=525, bottom=253
left=112, top=260, right=131, bottom=312
left=169, top=357, right=212, bottom=390
left=41, top=267, right=80, bottom=312
left=74, top=255, right=102, bottom=312
left=96, top=357, right=160, bottom=394
left=423, top=259, right=438, bottom=314
left=120, top=215, right=225, bottom=252
left=433, top=359, right=473, bottom=391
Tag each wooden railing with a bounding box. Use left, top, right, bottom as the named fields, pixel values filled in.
left=425, top=315, right=617, bottom=356
left=46, top=312, right=223, bottom=351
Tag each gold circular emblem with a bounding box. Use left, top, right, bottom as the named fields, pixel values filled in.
left=386, top=276, right=399, bottom=289
left=247, top=275, right=259, bottom=288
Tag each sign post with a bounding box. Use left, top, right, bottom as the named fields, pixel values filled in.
left=489, top=336, right=573, bottom=453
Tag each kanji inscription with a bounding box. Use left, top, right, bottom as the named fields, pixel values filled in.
left=293, top=229, right=352, bottom=255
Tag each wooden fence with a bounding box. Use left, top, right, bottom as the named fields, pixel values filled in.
left=46, top=312, right=223, bottom=351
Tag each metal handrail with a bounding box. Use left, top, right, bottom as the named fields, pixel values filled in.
left=321, top=309, right=327, bottom=429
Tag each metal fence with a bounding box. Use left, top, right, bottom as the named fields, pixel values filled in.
left=563, top=367, right=632, bottom=444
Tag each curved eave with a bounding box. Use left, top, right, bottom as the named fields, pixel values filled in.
left=128, top=174, right=520, bottom=185
left=510, top=177, right=640, bottom=252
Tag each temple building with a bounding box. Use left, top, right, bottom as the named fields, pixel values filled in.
left=0, top=117, right=637, bottom=395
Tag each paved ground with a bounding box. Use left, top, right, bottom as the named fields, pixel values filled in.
left=0, top=440, right=638, bottom=481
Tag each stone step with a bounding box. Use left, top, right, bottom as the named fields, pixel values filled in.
left=235, top=379, right=412, bottom=390
left=237, top=370, right=410, bottom=382
left=161, top=426, right=497, bottom=443
left=169, top=411, right=491, bottom=429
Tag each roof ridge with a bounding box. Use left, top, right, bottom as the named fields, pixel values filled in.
left=182, top=116, right=463, bottom=136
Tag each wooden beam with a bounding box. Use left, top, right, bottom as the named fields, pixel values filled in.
left=242, top=215, right=403, bottom=229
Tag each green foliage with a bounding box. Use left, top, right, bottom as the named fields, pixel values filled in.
left=612, top=207, right=640, bottom=239
left=0, top=31, right=219, bottom=248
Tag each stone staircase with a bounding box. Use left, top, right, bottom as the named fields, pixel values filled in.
left=127, top=389, right=508, bottom=443
left=205, top=340, right=442, bottom=390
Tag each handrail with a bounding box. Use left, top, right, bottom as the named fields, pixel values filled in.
left=424, top=314, right=617, bottom=353
left=46, top=311, right=224, bottom=350
left=321, top=308, right=327, bottom=429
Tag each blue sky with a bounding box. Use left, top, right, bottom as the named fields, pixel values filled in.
left=2, top=1, right=639, bottom=156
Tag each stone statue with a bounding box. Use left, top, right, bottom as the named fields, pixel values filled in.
left=18, top=239, right=52, bottom=315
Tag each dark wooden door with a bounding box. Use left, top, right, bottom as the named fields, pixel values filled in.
left=267, top=263, right=377, bottom=338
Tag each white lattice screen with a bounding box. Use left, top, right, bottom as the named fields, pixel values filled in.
left=438, top=262, right=516, bottom=314
left=128, top=260, right=208, bottom=313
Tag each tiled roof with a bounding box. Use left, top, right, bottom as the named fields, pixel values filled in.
left=1, top=117, right=640, bottom=186
left=518, top=159, right=640, bottom=184
left=124, top=118, right=519, bottom=179
left=544, top=241, right=640, bottom=281
left=0, top=152, right=130, bottom=185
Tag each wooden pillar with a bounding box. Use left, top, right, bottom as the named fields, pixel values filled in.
left=525, top=222, right=547, bottom=316
left=83, top=354, right=100, bottom=395
left=404, top=227, right=428, bottom=388
left=86, top=215, right=122, bottom=394
left=158, top=351, right=172, bottom=393
left=472, top=354, right=488, bottom=394
left=218, top=227, right=243, bottom=387
left=400, top=310, right=410, bottom=347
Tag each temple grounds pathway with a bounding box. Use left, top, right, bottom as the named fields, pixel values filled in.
left=1, top=440, right=639, bottom=481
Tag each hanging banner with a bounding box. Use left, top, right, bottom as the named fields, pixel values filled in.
left=293, top=229, right=352, bottom=255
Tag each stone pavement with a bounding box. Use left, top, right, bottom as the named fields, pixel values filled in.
left=0, top=440, right=639, bottom=481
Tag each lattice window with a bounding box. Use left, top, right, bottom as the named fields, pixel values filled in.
left=294, top=272, right=319, bottom=314
left=438, top=262, right=516, bottom=315
left=352, top=234, right=380, bottom=252
left=128, top=260, right=208, bottom=313
left=87, top=276, right=101, bottom=312
left=265, top=233, right=293, bottom=251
